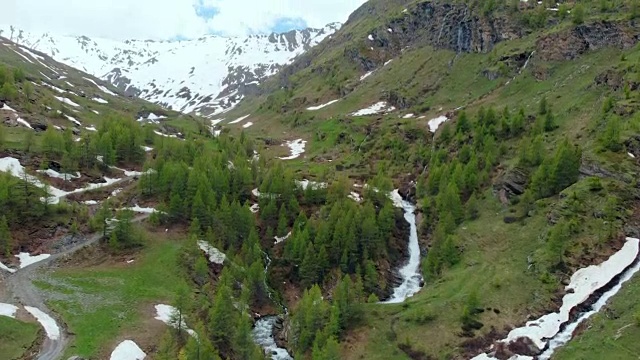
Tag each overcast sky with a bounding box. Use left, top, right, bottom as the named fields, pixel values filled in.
left=3, top=0, right=367, bottom=40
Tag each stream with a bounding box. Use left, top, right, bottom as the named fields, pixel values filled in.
left=383, top=191, right=424, bottom=304
left=251, top=190, right=423, bottom=358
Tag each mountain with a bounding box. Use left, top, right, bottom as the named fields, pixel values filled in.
left=0, top=23, right=341, bottom=117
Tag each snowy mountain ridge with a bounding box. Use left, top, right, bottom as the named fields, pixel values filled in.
left=0, top=24, right=341, bottom=117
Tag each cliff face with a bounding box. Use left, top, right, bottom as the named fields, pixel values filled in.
left=536, top=21, right=640, bottom=61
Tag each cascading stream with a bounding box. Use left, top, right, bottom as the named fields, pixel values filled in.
left=252, top=251, right=293, bottom=359
left=383, top=191, right=424, bottom=304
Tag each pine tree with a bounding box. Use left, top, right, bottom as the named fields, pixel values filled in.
left=208, top=271, right=236, bottom=350
left=0, top=216, right=12, bottom=256
left=277, top=205, right=289, bottom=237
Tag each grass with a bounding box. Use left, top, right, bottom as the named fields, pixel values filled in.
left=35, top=234, right=189, bottom=358
left=344, top=193, right=556, bottom=359
left=0, top=317, right=41, bottom=360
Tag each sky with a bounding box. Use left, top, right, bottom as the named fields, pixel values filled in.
left=3, top=0, right=367, bottom=40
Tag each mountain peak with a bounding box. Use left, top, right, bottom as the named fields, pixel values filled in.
left=0, top=23, right=342, bottom=116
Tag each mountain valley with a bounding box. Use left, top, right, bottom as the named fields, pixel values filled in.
left=1, top=1, right=640, bottom=360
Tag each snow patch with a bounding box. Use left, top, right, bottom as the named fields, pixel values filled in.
left=110, top=340, right=146, bottom=360
left=629, top=152, right=636, bottom=159
left=38, top=169, right=81, bottom=181
left=54, top=96, right=80, bottom=108
left=296, top=179, right=327, bottom=190
left=360, top=71, right=374, bottom=81
left=16, top=253, right=51, bottom=269
left=24, top=306, right=61, bottom=340
left=92, top=97, right=108, bottom=104
left=197, top=241, right=226, bottom=264
left=242, top=122, right=253, bottom=128
left=124, top=205, right=161, bottom=214
left=142, top=146, right=153, bottom=152
left=368, top=34, right=374, bottom=41
left=0, top=261, right=16, bottom=273
left=0, top=303, right=19, bottom=318
left=229, top=114, right=251, bottom=124
left=428, top=115, right=449, bottom=133
left=307, top=99, right=340, bottom=111
left=137, top=113, right=166, bottom=123
left=64, top=114, right=82, bottom=127
left=384, top=59, right=393, bottom=66
left=402, top=113, right=415, bottom=119
left=279, top=139, right=306, bottom=160
left=85, top=126, right=97, bottom=132
left=348, top=192, right=362, bottom=203
left=1, top=103, right=17, bottom=112
left=154, top=304, right=197, bottom=338
left=275, top=232, right=292, bottom=245
left=250, top=203, right=260, bottom=213
left=474, top=238, right=640, bottom=359
left=17, top=118, right=33, bottom=129
left=351, top=101, right=396, bottom=116
left=83, top=200, right=99, bottom=205
left=84, top=77, right=117, bottom=96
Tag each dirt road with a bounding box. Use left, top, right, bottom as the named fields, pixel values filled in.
left=3, top=213, right=150, bottom=360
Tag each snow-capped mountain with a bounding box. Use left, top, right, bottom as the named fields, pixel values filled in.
left=0, top=24, right=341, bottom=116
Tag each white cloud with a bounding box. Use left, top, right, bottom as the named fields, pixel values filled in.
left=2, top=0, right=367, bottom=40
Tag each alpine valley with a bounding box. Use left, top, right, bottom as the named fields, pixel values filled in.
left=1, top=1, right=640, bottom=360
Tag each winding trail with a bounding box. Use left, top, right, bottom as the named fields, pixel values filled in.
left=2, top=213, right=150, bottom=360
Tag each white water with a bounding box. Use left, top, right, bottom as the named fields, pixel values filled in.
left=383, top=191, right=423, bottom=304
left=253, top=316, right=293, bottom=360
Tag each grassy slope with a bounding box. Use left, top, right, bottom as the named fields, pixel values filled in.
left=33, top=232, right=188, bottom=358
left=0, top=317, right=41, bottom=360
left=215, top=4, right=640, bottom=359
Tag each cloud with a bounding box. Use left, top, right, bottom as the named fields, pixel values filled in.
left=2, top=0, right=367, bottom=40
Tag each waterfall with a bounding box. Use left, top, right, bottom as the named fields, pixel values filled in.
left=382, top=191, right=424, bottom=304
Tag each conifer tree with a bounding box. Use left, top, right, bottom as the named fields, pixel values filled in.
left=0, top=216, right=12, bottom=256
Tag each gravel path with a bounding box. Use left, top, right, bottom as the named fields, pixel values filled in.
left=2, top=213, right=150, bottom=360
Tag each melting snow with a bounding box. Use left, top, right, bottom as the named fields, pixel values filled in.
left=0, top=261, right=16, bottom=273
left=368, top=34, right=374, bottom=41
left=229, top=114, right=251, bottom=124
left=384, top=59, right=393, bottom=66
left=92, top=110, right=100, bottom=115
left=1, top=103, right=17, bottom=112
left=197, top=241, right=226, bottom=264
left=16, top=253, right=51, bottom=269
left=154, top=130, right=177, bottom=138
left=84, top=77, right=117, bottom=96
left=142, top=146, right=153, bottom=152
left=64, top=114, right=82, bottom=127
left=629, top=152, right=636, bottom=158
left=92, top=97, right=108, bottom=104
left=25, top=306, right=61, bottom=340
left=242, top=122, right=253, bottom=128
left=473, top=238, right=640, bottom=359
left=38, top=169, right=81, bottom=181
left=54, top=96, right=80, bottom=108
left=351, top=101, right=396, bottom=116
left=250, top=203, right=260, bottom=213
left=137, top=113, right=166, bottom=123
left=348, top=192, right=362, bottom=203
left=83, top=200, right=99, bottom=205
left=279, top=139, right=306, bottom=160
left=296, top=179, right=327, bottom=190
left=428, top=115, right=449, bottom=133
left=41, top=82, right=66, bottom=93
left=17, top=118, right=33, bottom=129
left=307, top=99, right=340, bottom=111
left=154, top=304, right=197, bottom=338
left=85, top=126, right=98, bottom=132
left=123, top=205, right=162, bottom=214
left=403, top=113, right=415, bottom=119
left=275, top=232, right=292, bottom=245
left=0, top=303, right=19, bottom=318
left=110, top=340, right=146, bottom=360
left=360, top=71, right=374, bottom=81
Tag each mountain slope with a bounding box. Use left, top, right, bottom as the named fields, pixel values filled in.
left=0, top=23, right=340, bottom=117
left=215, top=1, right=640, bottom=359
